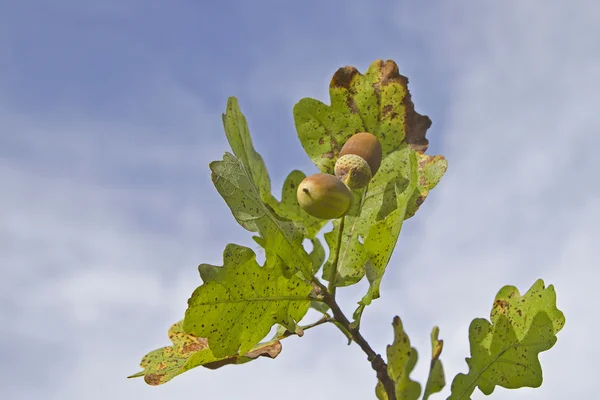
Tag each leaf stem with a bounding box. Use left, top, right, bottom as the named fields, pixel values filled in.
left=327, top=216, right=345, bottom=297
left=300, top=315, right=332, bottom=332
left=279, top=315, right=332, bottom=339
left=313, top=279, right=396, bottom=400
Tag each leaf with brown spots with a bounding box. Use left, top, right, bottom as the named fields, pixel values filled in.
left=352, top=151, right=417, bottom=327
left=404, top=152, right=448, bottom=219
left=376, top=316, right=421, bottom=400
left=221, top=98, right=327, bottom=256
left=405, top=152, right=447, bottom=220
left=222, top=96, right=272, bottom=202
left=128, top=321, right=283, bottom=386
left=211, top=153, right=313, bottom=278
left=423, top=326, right=445, bottom=400
left=295, top=60, right=447, bottom=287
left=293, top=60, right=433, bottom=174
left=449, top=279, right=566, bottom=399
left=322, top=144, right=416, bottom=287
left=182, top=244, right=312, bottom=359
left=294, top=59, right=447, bottom=221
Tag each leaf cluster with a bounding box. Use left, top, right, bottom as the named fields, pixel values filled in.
left=129, top=60, right=565, bottom=400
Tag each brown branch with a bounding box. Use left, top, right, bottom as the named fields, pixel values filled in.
left=313, top=280, right=396, bottom=400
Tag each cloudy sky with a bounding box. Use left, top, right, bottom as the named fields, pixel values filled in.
left=1, top=1, right=599, bottom=399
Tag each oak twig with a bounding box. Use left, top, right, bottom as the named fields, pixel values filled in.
left=313, top=280, right=396, bottom=400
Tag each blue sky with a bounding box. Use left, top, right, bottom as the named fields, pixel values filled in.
left=1, top=1, right=599, bottom=399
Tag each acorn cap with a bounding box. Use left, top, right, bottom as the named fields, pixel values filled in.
left=334, top=154, right=372, bottom=190
left=339, top=132, right=382, bottom=175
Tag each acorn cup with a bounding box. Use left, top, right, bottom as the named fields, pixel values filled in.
left=334, top=132, right=382, bottom=189
left=297, top=173, right=352, bottom=220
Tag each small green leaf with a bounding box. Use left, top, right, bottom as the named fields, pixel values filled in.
left=128, top=321, right=283, bottom=385
left=309, top=300, right=330, bottom=315
left=222, top=97, right=272, bottom=202
left=218, top=99, right=318, bottom=277
left=406, top=153, right=448, bottom=220
left=449, top=279, right=566, bottom=399
left=377, top=316, right=422, bottom=400
left=332, top=320, right=353, bottom=345
left=182, top=244, right=312, bottom=358
left=353, top=151, right=418, bottom=328
left=321, top=210, right=365, bottom=286
left=323, top=145, right=417, bottom=286
left=223, top=99, right=328, bottom=238
left=423, top=327, right=445, bottom=400
left=211, top=153, right=313, bottom=278
left=266, top=170, right=329, bottom=238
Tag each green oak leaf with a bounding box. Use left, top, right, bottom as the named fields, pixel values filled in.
left=262, top=234, right=324, bottom=276
left=322, top=145, right=414, bottom=286
left=182, top=244, right=312, bottom=358
left=423, top=326, right=445, bottom=400
left=377, top=316, right=422, bottom=400
left=406, top=153, right=448, bottom=220
left=222, top=97, right=272, bottom=201
left=321, top=190, right=366, bottom=285
left=128, top=321, right=283, bottom=385
left=449, top=279, right=566, bottom=399
left=210, top=153, right=313, bottom=278
left=352, top=150, right=418, bottom=328
left=266, top=170, right=329, bottom=238
left=490, top=279, right=565, bottom=338
left=222, top=97, right=327, bottom=242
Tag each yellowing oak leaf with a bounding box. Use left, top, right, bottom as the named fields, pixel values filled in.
left=423, top=326, right=445, bottom=399
left=182, top=244, right=312, bottom=358
left=217, top=98, right=325, bottom=276
left=128, top=321, right=283, bottom=386
left=449, top=279, right=566, bottom=399
left=211, top=154, right=313, bottom=278
left=376, top=316, right=421, bottom=400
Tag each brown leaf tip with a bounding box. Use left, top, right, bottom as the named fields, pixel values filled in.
left=377, top=60, right=408, bottom=86
left=404, top=104, right=431, bottom=153
left=144, top=373, right=164, bottom=386
left=374, top=59, right=431, bottom=152
left=330, top=66, right=359, bottom=89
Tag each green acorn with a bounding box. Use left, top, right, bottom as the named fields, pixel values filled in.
left=297, top=173, right=352, bottom=219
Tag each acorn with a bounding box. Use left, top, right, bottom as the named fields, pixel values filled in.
left=335, top=132, right=382, bottom=189
left=297, top=173, right=352, bottom=219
